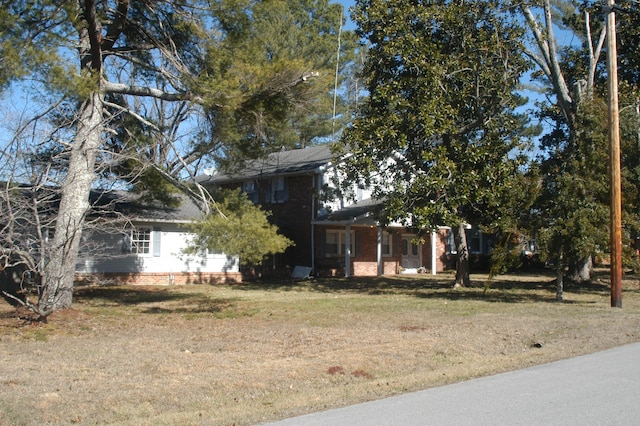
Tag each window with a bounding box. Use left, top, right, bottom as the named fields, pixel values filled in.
left=243, top=180, right=258, bottom=203
left=243, top=181, right=255, bottom=192
left=381, top=231, right=393, bottom=256
left=130, top=228, right=151, bottom=254
left=324, top=230, right=354, bottom=257
left=125, top=227, right=161, bottom=256
left=468, top=228, right=482, bottom=254
left=265, top=176, right=288, bottom=203
left=401, top=238, right=418, bottom=256
left=206, top=247, right=224, bottom=256
left=325, top=231, right=339, bottom=255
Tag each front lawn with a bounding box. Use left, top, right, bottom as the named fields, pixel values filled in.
left=1, top=270, right=639, bottom=425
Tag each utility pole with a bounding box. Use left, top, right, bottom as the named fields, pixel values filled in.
left=606, top=0, right=623, bottom=308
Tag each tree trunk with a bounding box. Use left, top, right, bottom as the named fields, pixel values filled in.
left=454, top=223, right=471, bottom=288
left=568, top=255, right=592, bottom=283
left=556, top=267, right=564, bottom=302
left=39, top=91, right=103, bottom=316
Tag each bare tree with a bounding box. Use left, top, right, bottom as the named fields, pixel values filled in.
left=0, top=104, right=133, bottom=317
left=519, top=0, right=608, bottom=293
left=520, top=0, right=606, bottom=126
left=0, top=0, right=352, bottom=318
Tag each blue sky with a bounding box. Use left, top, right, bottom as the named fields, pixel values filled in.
left=334, top=0, right=356, bottom=30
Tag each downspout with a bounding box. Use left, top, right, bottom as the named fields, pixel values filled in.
left=311, top=174, right=321, bottom=275
left=311, top=174, right=316, bottom=274
left=377, top=226, right=383, bottom=276
left=312, top=164, right=329, bottom=276
left=345, top=223, right=351, bottom=277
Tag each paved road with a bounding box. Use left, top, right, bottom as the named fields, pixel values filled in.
left=264, top=342, right=640, bottom=425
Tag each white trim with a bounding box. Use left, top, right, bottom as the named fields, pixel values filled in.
left=431, top=230, right=437, bottom=275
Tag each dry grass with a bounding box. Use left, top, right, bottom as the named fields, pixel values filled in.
left=1, top=269, right=640, bottom=425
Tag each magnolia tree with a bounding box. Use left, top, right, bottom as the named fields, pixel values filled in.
left=339, top=0, right=533, bottom=286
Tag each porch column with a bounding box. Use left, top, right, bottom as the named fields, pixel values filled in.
left=431, top=230, right=437, bottom=275
left=345, top=223, right=352, bottom=277
left=377, top=226, right=383, bottom=276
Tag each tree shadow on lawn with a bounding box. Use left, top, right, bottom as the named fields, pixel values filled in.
left=74, top=286, right=193, bottom=305
left=235, top=272, right=615, bottom=304
left=73, top=286, right=240, bottom=315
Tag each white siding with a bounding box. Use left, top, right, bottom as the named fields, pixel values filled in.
left=76, top=222, right=239, bottom=274
left=318, top=166, right=374, bottom=214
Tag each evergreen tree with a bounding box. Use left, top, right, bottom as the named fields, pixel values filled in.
left=339, top=0, right=532, bottom=286
left=185, top=188, right=294, bottom=266
left=0, top=0, right=353, bottom=317
left=521, top=1, right=640, bottom=296
left=196, top=0, right=359, bottom=169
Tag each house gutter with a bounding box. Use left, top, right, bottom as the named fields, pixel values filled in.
left=308, top=165, right=330, bottom=276
left=131, top=218, right=196, bottom=225
left=310, top=211, right=372, bottom=226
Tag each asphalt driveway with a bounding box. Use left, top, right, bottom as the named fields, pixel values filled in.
left=264, top=342, right=640, bottom=425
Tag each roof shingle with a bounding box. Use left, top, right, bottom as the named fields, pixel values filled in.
left=197, top=144, right=335, bottom=184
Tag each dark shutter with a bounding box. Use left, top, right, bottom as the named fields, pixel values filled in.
left=122, top=232, right=131, bottom=253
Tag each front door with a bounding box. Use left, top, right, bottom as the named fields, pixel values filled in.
left=401, top=236, right=421, bottom=270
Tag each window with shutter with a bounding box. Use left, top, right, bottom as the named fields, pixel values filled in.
left=130, top=227, right=151, bottom=254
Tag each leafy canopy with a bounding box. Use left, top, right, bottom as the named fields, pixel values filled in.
left=340, top=0, right=532, bottom=231
left=523, top=0, right=640, bottom=273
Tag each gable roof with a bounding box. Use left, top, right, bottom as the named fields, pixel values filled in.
left=89, top=190, right=204, bottom=223
left=197, top=144, right=336, bottom=185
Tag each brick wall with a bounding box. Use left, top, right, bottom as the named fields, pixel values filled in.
left=217, top=176, right=454, bottom=277
left=266, top=175, right=315, bottom=268
left=356, top=226, right=402, bottom=274
left=421, top=229, right=450, bottom=273
left=76, top=271, right=243, bottom=286
left=315, top=225, right=402, bottom=276
left=353, top=260, right=399, bottom=276
left=220, top=174, right=316, bottom=270
left=435, top=229, right=454, bottom=271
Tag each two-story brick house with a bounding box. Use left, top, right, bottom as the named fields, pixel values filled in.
left=197, top=144, right=456, bottom=277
